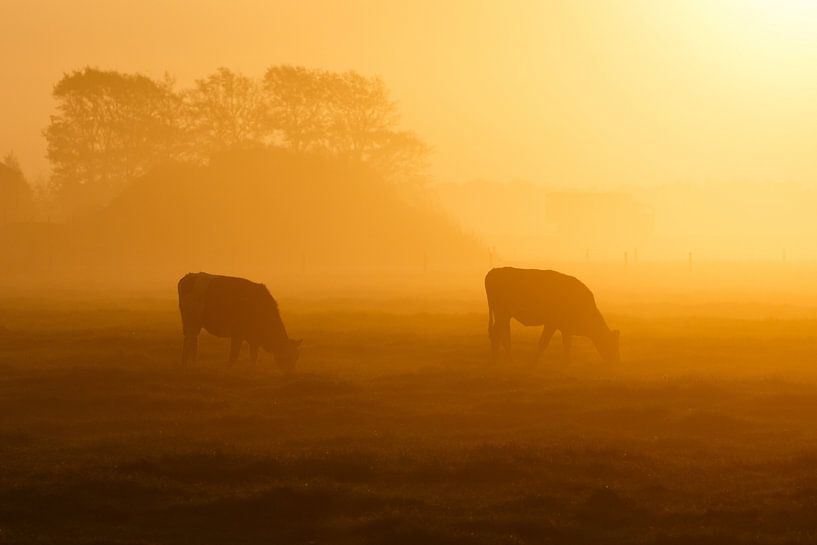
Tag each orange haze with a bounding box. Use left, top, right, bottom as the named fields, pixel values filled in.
left=4, top=0, right=817, bottom=186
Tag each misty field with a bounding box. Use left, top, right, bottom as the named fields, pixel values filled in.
left=3, top=295, right=817, bottom=544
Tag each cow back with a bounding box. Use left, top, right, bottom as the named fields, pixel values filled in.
left=179, top=272, right=282, bottom=345
left=485, top=267, right=600, bottom=329
left=202, top=275, right=276, bottom=340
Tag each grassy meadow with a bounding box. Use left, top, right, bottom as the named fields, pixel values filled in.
left=2, top=293, right=817, bottom=544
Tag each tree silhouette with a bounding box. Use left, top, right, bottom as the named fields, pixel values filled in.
left=184, top=67, right=266, bottom=161
left=0, top=152, right=34, bottom=223
left=263, top=65, right=331, bottom=153
left=365, top=129, right=430, bottom=182
left=43, top=65, right=430, bottom=214
left=263, top=66, right=429, bottom=180
left=323, top=70, right=398, bottom=159
left=44, top=67, right=181, bottom=211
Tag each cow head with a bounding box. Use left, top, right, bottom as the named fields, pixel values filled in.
left=275, top=338, right=303, bottom=371
left=597, top=329, right=620, bottom=363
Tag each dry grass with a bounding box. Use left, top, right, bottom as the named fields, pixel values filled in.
left=2, top=296, right=817, bottom=544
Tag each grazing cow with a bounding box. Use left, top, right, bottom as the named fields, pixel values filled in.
left=178, top=272, right=302, bottom=368
left=485, top=267, right=619, bottom=364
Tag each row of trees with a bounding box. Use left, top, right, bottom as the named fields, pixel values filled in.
left=45, top=66, right=430, bottom=212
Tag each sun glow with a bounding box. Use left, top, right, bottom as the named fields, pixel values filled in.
left=713, top=0, right=817, bottom=49
left=741, top=0, right=817, bottom=25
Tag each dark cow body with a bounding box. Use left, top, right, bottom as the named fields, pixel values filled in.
left=485, top=267, right=619, bottom=364
left=178, top=272, right=301, bottom=368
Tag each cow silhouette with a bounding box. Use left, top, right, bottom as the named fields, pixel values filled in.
left=485, top=267, right=619, bottom=364
left=178, top=272, right=301, bottom=368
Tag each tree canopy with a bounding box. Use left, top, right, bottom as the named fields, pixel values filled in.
left=184, top=67, right=265, bottom=161
left=45, top=68, right=180, bottom=212
left=44, top=65, right=429, bottom=212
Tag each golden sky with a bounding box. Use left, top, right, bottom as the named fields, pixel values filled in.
left=3, top=0, right=817, bottom=186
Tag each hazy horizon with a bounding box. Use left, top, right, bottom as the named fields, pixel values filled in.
left=5, top=0, right=817, bottom=187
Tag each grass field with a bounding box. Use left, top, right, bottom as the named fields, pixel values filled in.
left=2, top=295, right=817, bottom=544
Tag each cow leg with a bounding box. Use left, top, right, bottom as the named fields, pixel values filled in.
left=249, top=343, right=259, bottom=364
left=180, top=317, right=201, bottom=365
left=561, top=332, right=573, bottom=364
left=490, top=314, right=511, bottom=363
left=182, top=334, right=198, bottom=365
left=534, top=326, right=556, bottom=364
left=190, top=336, right=198, bottom=365
left=499, top=316, right=512, bottom=363
left=489, top=320, right=501, bottom=363
left=229, top=337, right=242, bottom=364
left=181, top=336, right=190, bottom=365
